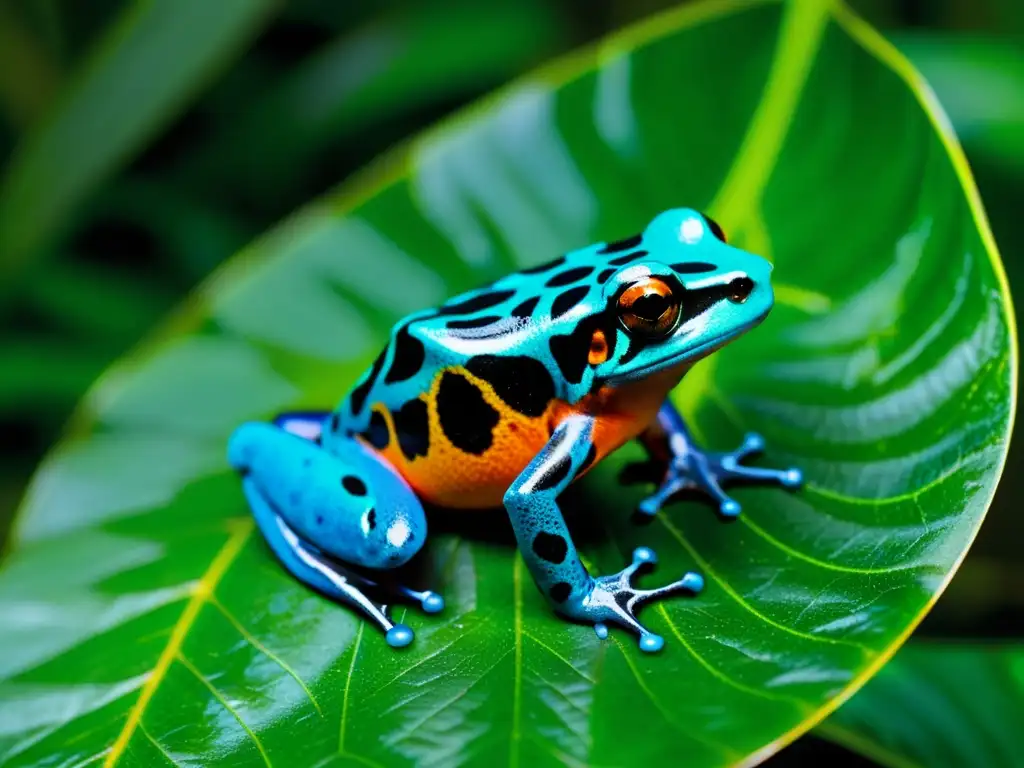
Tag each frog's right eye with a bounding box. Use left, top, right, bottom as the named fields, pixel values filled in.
left=701, top=213, right=727, bottom=243
left=617, top=277, right=681, bottom=338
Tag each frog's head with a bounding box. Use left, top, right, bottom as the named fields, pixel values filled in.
left=587, top=208, right=774, bottom=386
left=431, top=207, right=773, bottom=394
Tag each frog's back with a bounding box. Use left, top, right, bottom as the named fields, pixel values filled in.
left=323, top=224, right=710, bottom=508
left=322, top=256, right=585, bottom=508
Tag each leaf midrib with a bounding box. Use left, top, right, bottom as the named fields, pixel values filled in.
left=708, top=0, right=831, bottom=229
left=103, top=520, right=254, bottom=766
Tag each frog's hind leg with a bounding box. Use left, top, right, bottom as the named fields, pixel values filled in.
left=228, top=421, right=442, bottom=648
left=240, top=479, right=415, bottom=646
left=636, top=401, right=802, bottom=519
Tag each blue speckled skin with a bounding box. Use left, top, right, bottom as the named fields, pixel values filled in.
left=228, top=208, right=803, bottom=651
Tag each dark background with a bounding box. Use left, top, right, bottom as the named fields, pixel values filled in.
left=0, top=1, right=1020, bottom=763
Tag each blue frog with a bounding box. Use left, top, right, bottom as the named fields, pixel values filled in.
left=228, top=208, right=802, bottom=652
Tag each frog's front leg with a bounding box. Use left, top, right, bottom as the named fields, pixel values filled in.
left=504, top=415, right=703, bottom=653
left=636, top=401, right=803, bottom=519
left=228, top=416, right=443, bottom=649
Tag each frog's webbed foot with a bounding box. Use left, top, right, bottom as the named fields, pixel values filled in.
left=638, top=431, right=802, bottom=520
left=568, top=547, right=703, bottom=653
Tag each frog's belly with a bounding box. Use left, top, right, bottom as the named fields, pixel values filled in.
left=365, top=367, right=652, bottom=509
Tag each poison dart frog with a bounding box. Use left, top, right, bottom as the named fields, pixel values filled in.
left=228, top=208, right=802, bottom=653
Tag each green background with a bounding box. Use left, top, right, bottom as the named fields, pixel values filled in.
left=0, top=0, right=1021, bottom=766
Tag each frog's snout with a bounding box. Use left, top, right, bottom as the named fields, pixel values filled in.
left=729, top=252, right=774, bottom=315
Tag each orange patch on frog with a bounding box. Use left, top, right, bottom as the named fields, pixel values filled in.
left=369, top=362, right=689, bottom=509
left=552, top=363, right=691, bottom=474
left=371, top=367, right=553, bottom=508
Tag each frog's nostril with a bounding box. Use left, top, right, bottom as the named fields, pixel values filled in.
left=727, top=276, right=754, bottom=304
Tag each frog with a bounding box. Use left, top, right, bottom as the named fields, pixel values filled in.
left=227, top=208, right=802, bottom=653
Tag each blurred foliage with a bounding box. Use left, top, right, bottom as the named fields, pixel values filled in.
left=819, top=643, right=1024, bottom=767
left=0, top=0, right=1022, bottom=765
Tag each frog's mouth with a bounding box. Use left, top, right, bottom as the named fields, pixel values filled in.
left=603, top=297, right=771, bottom=386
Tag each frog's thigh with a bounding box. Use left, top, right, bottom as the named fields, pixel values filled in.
left=228, top=422, right=426, bottom=569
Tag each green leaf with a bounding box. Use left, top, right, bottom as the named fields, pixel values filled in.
left=0, top=0, right=279, bottom=298
left=0, top=0, right=1015, bottom=765
left=895, top=34, right=1024, bottom=172
left=816, top=643, right=1024, bottom=768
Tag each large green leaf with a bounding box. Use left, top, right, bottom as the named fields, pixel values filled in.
left=816, top=643, right=1024, bottom=768
left=0, top=0, right=1014, bottom=765
left=0, top=0, right=278, bottom=296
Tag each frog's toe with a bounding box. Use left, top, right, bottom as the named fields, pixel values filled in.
left=420, top=591, right=445, bottom=614
left=719, top=456, right=804, bottom=489
left=637, top=476, right=688, bottom=518
left=638, top=633, right=665, bottom=653
left=681, top=571, right=704, bottom=592
left=573, top=547, right=702, bottom=652
left=637, top=495, right=661, bottom=518
left=738, top=431, right=765, bottom=457
left=385, top=624, right=415, bottom=648
left=665, top=434, right=806, bottom=514
left=719, top=498, right=742, bottom=518
left=781, top=467, right=804, bottom=488
left=395, top=585, right=446, bottom=615
left=632, top=546, right=657, bottom=565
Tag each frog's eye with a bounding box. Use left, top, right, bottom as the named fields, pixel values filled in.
left=702, top=214, right=727, bottom=243
left=617, top=277, right=681, bottom=337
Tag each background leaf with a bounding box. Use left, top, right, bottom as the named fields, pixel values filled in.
left=894, top=34, right=1024, bottom=173
left=0, top=1, right=60, bottom=129
left=0, top=0, right=279, bottom=295
left=0, top=1, right=1014, bottom=766
left=816, top=644, right=1024, bottom=768
left=180, top=0, right=570, bottom=212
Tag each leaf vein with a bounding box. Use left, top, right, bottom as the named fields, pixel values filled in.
left=338, top=621, right=364, bottom=754
left=657, top=605, right=811, bottom=708
left=102, top=520, right=253, bottom=767
left=657, top=514, right=872, bottom=652
left=177, top=652, right=271, bottom=768
left=522, top=630, right=598, bottom=685
left=138, top=722, right=180, bottom=767
left=383, top=646, right=514, bottom=748
left=209, top=595, right=322, bottom=715
left=611, top=637, right=741, bottom=759
left=510, top=554, right=524, bottom=768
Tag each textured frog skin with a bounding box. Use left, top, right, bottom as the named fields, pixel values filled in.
left=229, top=208, right=803, bottom=651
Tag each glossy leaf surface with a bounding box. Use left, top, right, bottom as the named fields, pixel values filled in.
left=0, top=1, right=1014, bottom=765
left=817, top=644, right=1024, bottom=768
